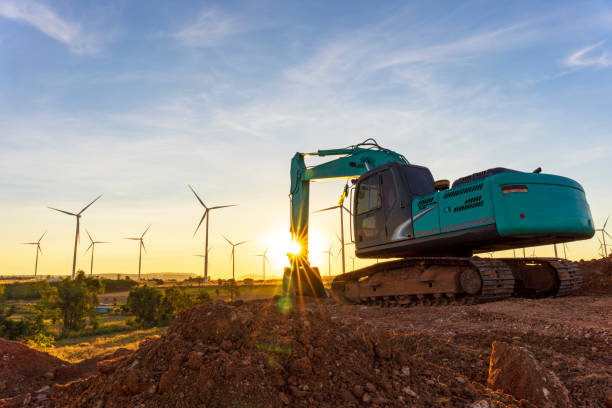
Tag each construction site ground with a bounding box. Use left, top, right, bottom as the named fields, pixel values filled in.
left=0, top=258, right=610, bottom=407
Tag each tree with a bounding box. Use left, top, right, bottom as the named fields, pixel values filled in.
left=56, top=270, right=102, bottom=332
left=35, top=280, right=60, bottom=323
left=126, top=285, right=164, bottom=327
left=161, top=286, right=194, bottom=316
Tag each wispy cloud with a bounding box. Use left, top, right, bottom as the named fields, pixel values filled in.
left=565, top=41, right=611, bottom=67
left=0, top=0, right=98, bottom=55
left=172, top=7, right=242, bottom=47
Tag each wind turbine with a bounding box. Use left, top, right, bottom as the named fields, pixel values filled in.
left=321, top=244, right=334, bottom=276
left=48, top=195, right=102, bottom=280
left=334, top=232, right=354, bottom=275
left=188, top=185, right=238, bottom=283
left=595, top=216, right=611, bottom=258
left=222, top=235, right=248, bottom=280
left=83, top=230, right=108, bottom=276
left=314, top=203, right=351, bottom=275
left=23, top=231, right=46, bottom=279
left=347, top=255, right=356, bottom=272
left=124, top=225, right=150, bottom=280
left=253, top=247, right=270, bottom=280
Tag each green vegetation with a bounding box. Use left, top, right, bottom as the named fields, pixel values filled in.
left=126, top=285, right=209, bottom=327
left=0, top=285, right=49, bottom=343
left=1, top=276, right=137, bottom=301
left=54, top=271, right=103, bottom=332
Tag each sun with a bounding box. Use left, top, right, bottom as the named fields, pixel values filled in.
left=266, top=229, right=326, bottom=273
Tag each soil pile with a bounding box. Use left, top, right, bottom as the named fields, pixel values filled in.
left=576, top=257, right=612, bottom=295
left=52, top=300, right=531, bottom=408
left=0, top=338, right=132, bottom=408
left=0, top=338, right=65, bottom=404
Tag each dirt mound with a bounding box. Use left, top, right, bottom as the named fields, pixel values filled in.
left=52, top=300, right=532, bottom=408
left=0, top=338, right=132, bottom=408
left=0, top=338, right=65, bottom=404
left=576, top=257, right=612, bottom=296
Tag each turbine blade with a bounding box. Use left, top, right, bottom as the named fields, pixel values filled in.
left=48, top=207, right=76, bottom=216
left=264, top=247, right=269, bottom=256
left=23, top=242, right=38, bottom=245
left=605, top=231, right=612, bottom=239
left=83, top=243, right=93, bottom=255
left=78, top=194, right=102, bottom=215
left=236, top=240, right=249, bottom=246
left=141, top=241, right=147, bottom=254
left=313, top=205, right=339, bottom=214
left=37, top=244, right=42, bottom=255
left=124, top=237, right=140, bottom=240
left=209, top=204, right=238, bottom=210
left=335, top=232, right=342, bottom=243
left=141, top=224, right=151, bottom=238
left=341, top=205, right=352, bottom=215
left=188, top=185, right=207, bottom=209
left=86, top=229, right=93, bottom=243
left=604, top=216, right=609, bottom=229
left=193, top=211, right=207, bottom=238
left=222, top=235, right=233, bottom=246
left=38, top=231, right=47, bottom=243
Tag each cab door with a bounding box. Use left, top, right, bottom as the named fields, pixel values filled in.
left=354, top=173, right=386, bottom=247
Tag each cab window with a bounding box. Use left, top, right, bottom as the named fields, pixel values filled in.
left=356, top=175, right=381, bottom=214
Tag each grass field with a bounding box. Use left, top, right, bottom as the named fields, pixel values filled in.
left=35, top=326, right=166, bottom=362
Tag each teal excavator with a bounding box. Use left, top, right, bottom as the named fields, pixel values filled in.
left=283, top=140, right=594, bottom=304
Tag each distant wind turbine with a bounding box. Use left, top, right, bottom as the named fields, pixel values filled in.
left=253, top=247, right=270, bottom=280
left=347, top=255, right=356, bottom=272
left=48, top=195, right=102, bottom=280
left=314, top=203, right=351, bottom=274
left=188, top=185, right=238, bottom=283
left=595, top=216, right=611, bottom=258
left=23, top=231, right=46, bottom=279
left=124, top=225, right=151, bottom=280
left=194, top=247, right=212, bottom=281
left=222, top=235, right=248, bottom=280
left=83, top=230, right=108, bottom=276
left=321, top=244, right=334, bottom=276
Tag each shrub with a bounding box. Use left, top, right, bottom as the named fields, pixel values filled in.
left=195, top=290, right=211, bottom=304
left=126, top=285, right=165, bottom=327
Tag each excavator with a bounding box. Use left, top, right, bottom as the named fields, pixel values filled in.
left=283, top=139, right=594, bottom=305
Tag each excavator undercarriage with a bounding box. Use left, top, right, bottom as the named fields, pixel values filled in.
left=330, top=257, right=583, bottom=306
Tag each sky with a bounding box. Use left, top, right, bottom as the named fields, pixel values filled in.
left=0, top=0, right=611, bottom=279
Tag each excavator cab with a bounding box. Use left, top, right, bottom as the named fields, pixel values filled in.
left=354, top=162, right=435, bottom=249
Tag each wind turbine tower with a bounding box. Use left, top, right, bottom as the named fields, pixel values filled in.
left=124, top=225, right=151, bottom=280
left=84, top=230, right=108, bottom=276
left=23, top=231, right=46, bottom=279
left=188, top=185, right=238, bottom=283
left=595, top=216, right=611, bottom=258
left=48, top=195, right=102, bottom=279
left=314, top=203, right=351, bottom=275
left=222, top=235, right=248, bottom=280
left=254, top=247, right=270, bottom=280
left=321, top=244, right=333, bottom=276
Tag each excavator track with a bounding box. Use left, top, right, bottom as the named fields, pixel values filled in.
left=331, top=257, right=515, bottom=306
left=331, top=257, right=583, bottom=307
left=498, top=258, right=583, bottom=298
left=550, top=259, right=583, bottom=296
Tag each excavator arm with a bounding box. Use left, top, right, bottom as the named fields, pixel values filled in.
left=285, top=139, right=407, bottom=296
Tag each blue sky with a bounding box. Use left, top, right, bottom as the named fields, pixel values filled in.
left=1, top=0, right=611, bottom=277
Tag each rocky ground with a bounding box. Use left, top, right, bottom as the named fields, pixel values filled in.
left=0, top=258, right=610, bottom=408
